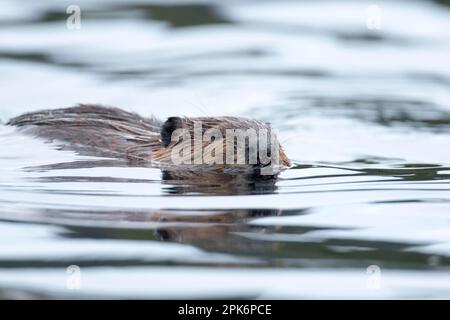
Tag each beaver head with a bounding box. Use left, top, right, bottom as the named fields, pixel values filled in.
left=153, top=116, right=291, bottom=177
left=8, top=105, right=291, bottom=180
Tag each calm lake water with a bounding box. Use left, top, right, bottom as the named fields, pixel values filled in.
left=0, top=0, right=450, bottom=299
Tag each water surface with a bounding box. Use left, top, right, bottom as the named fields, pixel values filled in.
left=0, top=0, right=450, bottom=299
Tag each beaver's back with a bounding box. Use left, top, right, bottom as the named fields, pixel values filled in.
left=7, top=104, right=162, bottom=161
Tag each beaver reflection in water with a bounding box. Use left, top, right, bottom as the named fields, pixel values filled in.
left=7, top=104, right=291, bottom=182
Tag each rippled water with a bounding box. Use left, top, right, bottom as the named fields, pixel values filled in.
left=1, top=0, right=450, bottom=299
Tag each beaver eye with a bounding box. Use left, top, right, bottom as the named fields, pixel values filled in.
left=161, top=117, right=182, bottom=147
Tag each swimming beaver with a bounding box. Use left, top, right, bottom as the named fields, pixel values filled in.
left=7, top=104, right=291, bottom=178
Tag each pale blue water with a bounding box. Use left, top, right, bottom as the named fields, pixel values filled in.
left=0, top=0, right=450, bottom=299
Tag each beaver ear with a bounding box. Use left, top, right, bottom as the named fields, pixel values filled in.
left=161, top=117, right=183, bottom=147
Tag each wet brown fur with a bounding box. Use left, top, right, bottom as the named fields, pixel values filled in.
left=8, top=104, right=291, bottom=177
